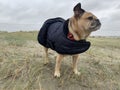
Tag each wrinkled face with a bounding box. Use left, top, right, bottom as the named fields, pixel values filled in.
left=78, top=12, right=101, bottom=31
left=73, top=3, right=101, bottom=32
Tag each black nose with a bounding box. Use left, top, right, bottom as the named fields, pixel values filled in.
left=96, top=19, right=101, bottom=26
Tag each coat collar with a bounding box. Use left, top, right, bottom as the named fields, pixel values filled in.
left=63, top=19, right=86, bottom=42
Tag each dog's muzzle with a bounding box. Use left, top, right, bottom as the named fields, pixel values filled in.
left=90, top=19, right=101, bottom=31
left=95, top=19, right=101, bottom=27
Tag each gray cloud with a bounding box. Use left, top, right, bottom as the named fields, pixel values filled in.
left=0, top=0, right=120, bottom=36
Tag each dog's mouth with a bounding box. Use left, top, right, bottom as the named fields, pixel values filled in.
left=90, top=24, right=101, bottom=31
left=90, top=19, right=101, bottom=31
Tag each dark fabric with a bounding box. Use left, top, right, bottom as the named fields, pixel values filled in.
left=37, top=17, right=91, bottom=55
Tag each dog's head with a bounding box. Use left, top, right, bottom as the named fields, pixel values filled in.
left=73, top=3, right=101, bottom=32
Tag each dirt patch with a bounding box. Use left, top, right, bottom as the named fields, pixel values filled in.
left=0, top=32, right=120, bottom=90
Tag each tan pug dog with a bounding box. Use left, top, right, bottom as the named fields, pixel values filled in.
left=44, top=3, right=101, bottom=77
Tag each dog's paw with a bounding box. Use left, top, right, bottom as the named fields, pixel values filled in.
left=44, top=61, right=49, bottom=65
left=54, top=72, right=60, bottom=78
left=44, top=59, right=49, bottom=65
left=74, top=70, right=81, bottom=76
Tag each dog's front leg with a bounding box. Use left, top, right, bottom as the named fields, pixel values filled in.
left=54, top=54, right=64, bottom=77
left=72, top=55, right=81, bottom=75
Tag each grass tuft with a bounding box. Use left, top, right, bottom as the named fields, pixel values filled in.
left=0, top=31, right=120, bottom=90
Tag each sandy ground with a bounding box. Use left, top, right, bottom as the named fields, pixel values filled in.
left=0, top=32, right=120, bottom=90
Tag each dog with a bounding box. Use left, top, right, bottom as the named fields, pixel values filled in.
left=38, top=3, right=101, bottom=77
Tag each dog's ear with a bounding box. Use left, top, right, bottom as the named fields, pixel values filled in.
left=73, top=3, right=85, bottom=18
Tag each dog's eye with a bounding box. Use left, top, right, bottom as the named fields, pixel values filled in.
left=87, top=16, right=93, bottom=20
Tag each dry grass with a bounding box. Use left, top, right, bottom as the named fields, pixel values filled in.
left=0, top=31, right=120, bottom=90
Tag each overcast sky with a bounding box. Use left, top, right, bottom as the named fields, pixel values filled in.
left=0, top=0, right=120, bottom=36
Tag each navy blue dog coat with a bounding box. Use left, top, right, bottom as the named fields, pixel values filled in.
left=37, top=17, right=91, bottom=55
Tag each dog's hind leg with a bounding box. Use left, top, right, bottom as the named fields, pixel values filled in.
left=44, top=47, right=49, bottom=64
left=72, top=55, right=81, bottom=75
